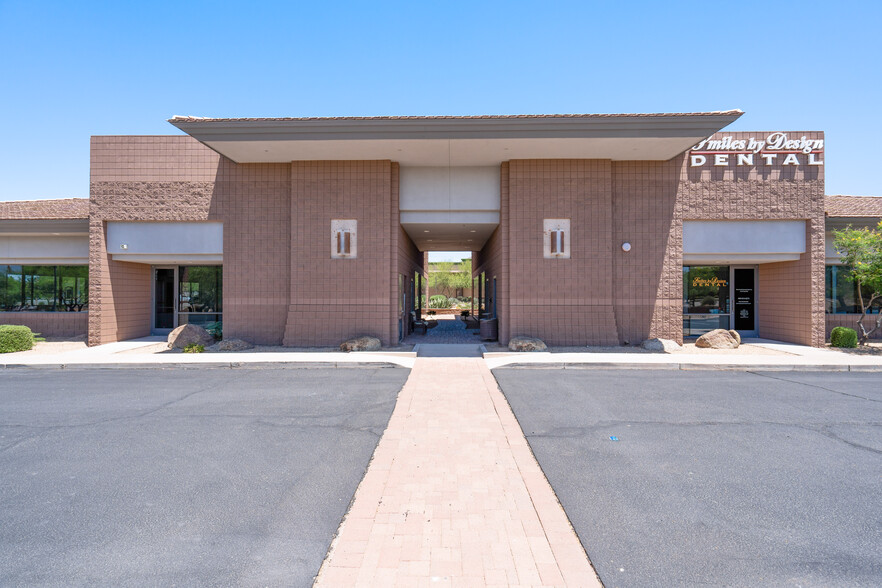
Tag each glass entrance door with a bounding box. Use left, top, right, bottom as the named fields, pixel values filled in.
left=154, top=268, right=175, bottom=332
left=733, top=267, right=757, bottom=335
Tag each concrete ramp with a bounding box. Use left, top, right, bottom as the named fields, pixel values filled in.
left=415, top=343, right=484, bottom=357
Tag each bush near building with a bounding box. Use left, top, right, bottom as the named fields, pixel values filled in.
left=833, top=221, right=882, bottom=343
left=0, top=325, right=36, bottom=353
left=830, top=326, right=858, bottom=348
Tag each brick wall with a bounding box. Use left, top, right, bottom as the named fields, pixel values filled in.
left=474, top=163, right=510, bottom=342
left=482, top=130, right=824, bottom=347
left=0, top=312, right=88, bottom=338
left=87, top=130, right=827, bottom=348
left=757, top=221, right=825, bottom=346
left=282, top=161, right=396, bottom=346
left=395, top=164, right=425, bottom=338
left=612, top=161, right=682, bottom=344
left=89, top=136, right=219, bottom=345
left=90, top=136, right=290, bottom=346
left=212, top=160, right=290, bottom=345
left=506, top=159, right=618, bottom=345
left=826, top=314, right=882, bottom=340
left=677, top=131, right=826, bottom=347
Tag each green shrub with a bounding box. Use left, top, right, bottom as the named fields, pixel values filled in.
left=0, top=325, right=36, bottom=353
left=183, top=343, right=204, bottom=353
left=205, top=321, right=223, bottom=340
left=429, top=295, right=448, bottom=308
left=830, top=326, right=858, bottom=348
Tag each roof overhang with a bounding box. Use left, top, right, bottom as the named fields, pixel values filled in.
left=168, top=112, right=743, bottom=165
left=0, top=219, right=89, bottom=236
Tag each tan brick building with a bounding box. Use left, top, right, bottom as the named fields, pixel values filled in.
left=2, top=112, right=880, bottom=345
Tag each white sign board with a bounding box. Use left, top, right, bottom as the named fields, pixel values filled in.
left=690, top=132, right=824, bottom=167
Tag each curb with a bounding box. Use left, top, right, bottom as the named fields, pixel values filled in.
left=493, top=362, right=882, bottom=372
left=0, top=361, right=405, bottom=370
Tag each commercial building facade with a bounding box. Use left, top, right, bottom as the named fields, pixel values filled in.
left=1, top=112, right=880, bottom=345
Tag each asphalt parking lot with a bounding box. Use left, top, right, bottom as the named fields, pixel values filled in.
left=0, top=367, right=408, bottom=587
left=494, top=369, right=882, bottom=588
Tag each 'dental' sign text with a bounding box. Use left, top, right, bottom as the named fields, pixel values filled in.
left=690, top=132, right=824, bottom=167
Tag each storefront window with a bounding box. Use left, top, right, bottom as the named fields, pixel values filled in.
left=178, top=265, right=222, bottom=327
left=0, top=265, right=88, bottom=312
left=826, top=265, right=881, bottom=314
left=683, top=266, right=730, bottom=335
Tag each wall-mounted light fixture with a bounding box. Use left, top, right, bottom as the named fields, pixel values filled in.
left=120, top=243, right=128, bottom=250
left=622, top=242, right=632, bottom=252
left=543, top=219, right=571, bottom=259
left=331, top=220, right=357, bottom=259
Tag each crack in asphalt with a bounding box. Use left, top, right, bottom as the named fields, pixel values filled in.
left=526, top=420, right=882, bottom=455
left=0, top=372, right=255, bottom=453
left=747, top=370, right=882, bottom=403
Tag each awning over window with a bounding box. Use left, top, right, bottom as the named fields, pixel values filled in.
left=683, top=220, right=806, bottom=264
left=106, top=222, right=222, bottom=264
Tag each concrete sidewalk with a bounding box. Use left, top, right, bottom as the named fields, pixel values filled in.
left=0, top=337, right=417, bottom=369
left=485, top=339, right=882, bottom=371
left=2, top=337, right=881, bottom=371
left=314, top=358, right=600, bottom=587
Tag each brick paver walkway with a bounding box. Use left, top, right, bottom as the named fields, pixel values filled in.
left=403, top=315, right=483, bottom=345
left=314, top=358, right=600, bottom=587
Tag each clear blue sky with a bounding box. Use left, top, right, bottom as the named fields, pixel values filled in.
left=1, top=0, right=879, bottom=208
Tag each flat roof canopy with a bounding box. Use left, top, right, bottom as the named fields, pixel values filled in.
left=169, top=111, right=743, bottom=165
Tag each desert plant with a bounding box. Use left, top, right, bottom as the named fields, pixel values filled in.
left=183, top=343, right=205, bottom=353
left=205, top=321, right=223, bottom=340
left=830, top=326, right=858, bottom=348
left=0, top=325, right=36, bottom=353
left=429, top=294, right=449, bottom=308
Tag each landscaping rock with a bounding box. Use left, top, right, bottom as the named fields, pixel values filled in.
left=695, top=329, right=740, bottom=349
left=167, top=324, right=215, bottom=349
left=729, top=330, right=742, bottom=346
left=508, top=336, right=547, bottom=352
left=641, top=338, right=682, bottom=352
left=340, top=335, right=381, bottom=352
left=208, top=338, right=253, bottom=352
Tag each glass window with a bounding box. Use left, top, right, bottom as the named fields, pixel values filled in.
left=683, top=266, right=730, bottom=314
left=683, top=266, right=731, bottom=336
left=1, top=265, right=23, bottom=310
left=178, top=266, right=222, bottom=327
left=826, top=265, right=881, bottom=314
left=57, top=266, right=89, bottom=311
left=0, top=265, right=88, bottom=312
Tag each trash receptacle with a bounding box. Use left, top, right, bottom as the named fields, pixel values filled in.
left=480, top=318, right=498, bottom=341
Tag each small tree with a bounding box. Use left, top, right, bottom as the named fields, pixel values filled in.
left=833, top=221, right=882, bottom=344
left=428, top=261, right=455, bottom=298
left=450, top=258, right=473, bottom=294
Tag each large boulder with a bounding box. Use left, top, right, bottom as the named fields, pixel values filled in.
left=168, top=324, right=215, bottom=349
left=508, top=336, right=547, bottom=352
left=641, top=338, right=682, bottom=353
left=208, top=338, right=254, bottom=352
left=695, top=329, right=740, bottom=349
left=340, top=336, right=381, bottom=352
